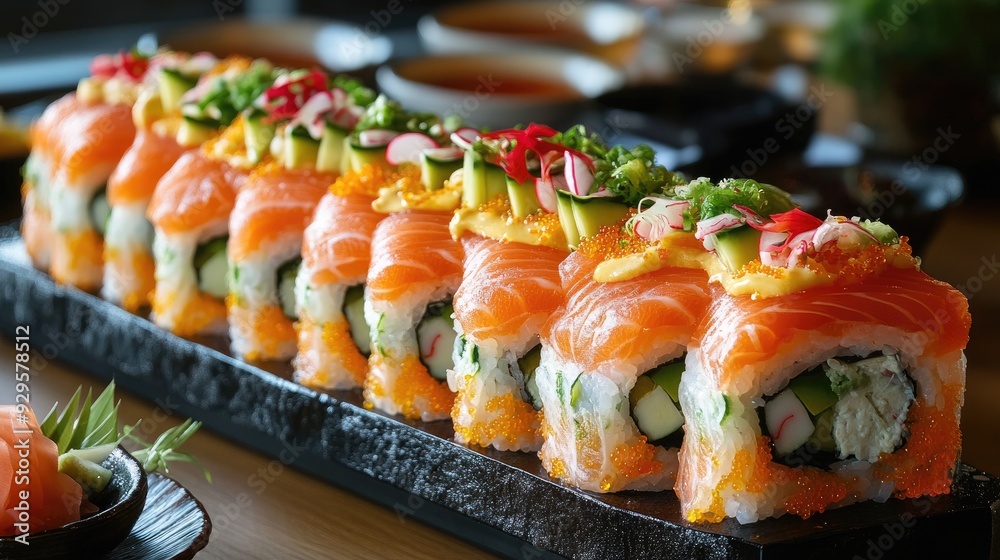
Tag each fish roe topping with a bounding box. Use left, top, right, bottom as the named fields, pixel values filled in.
left=452, top=392, right=540, bottom=448
left=611, top=436, right=664, bottom=482
left=329, top=163, right=400, bottom=198
left=321, top=318, right=369, bottom=386
left=873, top=382, right=962, bottom=498
left=369, top=354, right=454, bottom=420
left=577, top=213, right=650, bottom=260
left=227, top=300, right=296, bottom=361
left=372, top=163, right=462, bottom=212
left=202, top=116, right=252, bottom=168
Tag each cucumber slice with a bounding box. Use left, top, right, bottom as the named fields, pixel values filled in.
left=177, top=115, right=218, bottom=147
left=570, top=374, right=583, bottom=407
left=245, top=113, right=276, bottom=164
left=285, top=126, right=320, bottom=170
left=343, top=284, right=370, bottom=356
left=649, top=360, right=684, bottom=403
left=629, top=376, right=684, bottom=441
left=764, top=388, right=815, bottom=456
left=462, top=150, right=507, bottom=208
left=89, top=188, right=111, bottom=236
left=517, top=345, right=543, bottom=410
left=789, top=368, right=838, bottom=416
left=507, top=176, right=541, bottom=218
left=316, top=123, right=349, bottom=173
left=713, top=226, right=761, bottom=274
left=276, top=258, right=300, bottom=320
left=159, top=68, right=198, bottom=113
left=416, top=302, right=456, bottom=381
left=58, top=452, right=113, bottom=497
left=420, top=150, right=463, bottom=191
left=193, top=236, right=229, bottom=299
left=555, top=190, right=581, bottom=248
left=348, top=140, right=388, bottom=171
left=571, top=193, right=630, bottom=241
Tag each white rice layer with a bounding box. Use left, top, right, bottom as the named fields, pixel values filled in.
left=102, top=200, right=154, bottom=304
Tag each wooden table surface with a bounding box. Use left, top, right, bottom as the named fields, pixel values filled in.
left=1, top=201, right=998, bottom=559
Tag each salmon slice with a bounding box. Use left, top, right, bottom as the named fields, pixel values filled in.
left=695, top=266, right=972, bottom=385
left=29, top=94, right=85, bottom=164
left=0, top=406, right=83, bottom=536
left=228, top=165, right=335, bottom=262
left=546, top=252, right=712, bottom=372
left=51, top=101, right=135, bottom=187
left=147, top=151, right=247, bottom=235
left=453, top=234, right=567, bottom=348
left=107, top=128, right=186, bottom=206
left=366, top=210, right=465, bottom=304
left=302, top=192, right=385, bottom=287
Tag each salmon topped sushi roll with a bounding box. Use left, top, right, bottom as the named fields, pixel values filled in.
left=226, top=72, right=375, bottom=361
left=146, top=59, right=279, bottom=336
left=21, top=94, right=82, bottom=270
left=614, top=177, right=972, bottom=522
left=102, top=52, right=218, bottom=310
left=336, top=97, right=468, bottom=420
left=40, top=50, right=174, bottom=290
left=294, top=166, right=400, bottom=390
left=445, top=124, right=610, bottom=452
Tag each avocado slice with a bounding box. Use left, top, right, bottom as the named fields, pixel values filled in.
left=276, top=257, right=300, bottom=320
left=285, top=126, right=320, bottom=170
left=649, top=360, right=684, bottom=403
left=244, top=113, right=275, bottom=164
left=316, top=123, right=349, bottom=173
left=461, top=150, right=506, bottom=208
left=421, top=151, right=463, bottom=191
left=556, top=190, right=581, bottom=248
left=343, top=284, right=370, bottom=357
left=347, top=140, right=388, bottom=172
left=789, top=368, right=839, bottom=416
left=571, top=193, right=630, bottom=241
left=177, top=115, right=218, bottom=147
left=570, top=374, right=583, bottom=407
left=506, top=176, right=541, bottom=218
left=713, top=225, right=761, bottom=274
left=193, top=236, right=229, bottom=299
left=518, top=345, right=543, bottom=411
left=159, top=68, right=198, bottom=113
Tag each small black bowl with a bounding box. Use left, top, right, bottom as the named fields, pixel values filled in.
left=0, top=446, right=149, bottom=560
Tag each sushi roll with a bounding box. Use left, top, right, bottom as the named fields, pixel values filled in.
left=44, top=51, right=157, bottom=289
left=358, top=98, right=467, bottom=420
left=661, top=184, right=971, bottom=523
left=446, top=124, right=609, bottom=452
left=21, top=94, right=81, bottom=270
left=226, top=72, right=375, bottom=361
left=102, top=52, right=218, bottom=311
left=533, top=147, right=725, bottom=491
left=146, top=60, right=278, bottom=336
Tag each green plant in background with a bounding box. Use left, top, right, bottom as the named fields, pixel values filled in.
left=822, top=0, right=1000, bottom=93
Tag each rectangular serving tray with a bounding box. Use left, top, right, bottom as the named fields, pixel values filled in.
left=1, top=221, right=998, bottom=560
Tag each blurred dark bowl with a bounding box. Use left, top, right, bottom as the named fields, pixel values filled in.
left=0, top=447, right=148, bottom=559
left=744, top=159, right=965, bottom=255
left=594, top=77, right=815, bottom=162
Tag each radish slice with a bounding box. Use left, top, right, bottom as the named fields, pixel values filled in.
left=450, top=128, right=480, bottom=149
left=289, top=91, right=333, bottom=139
left=422, top=147, right=464, bottom=161
left=732, top=205, right=767, bottom=228
left=694, top=213, right=743, bottom=241
left=564, top=151, right=595, bottom=196
left=628, top=197, right=690, bottom=240
left=386, top=132, right=439, bottom=165
left=359, top=129, right=400, bottom=149
left=534, top=177, right=559, bottom=213
left=812, top=218, right=877, bottom=251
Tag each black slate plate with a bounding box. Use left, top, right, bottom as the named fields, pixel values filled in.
left=105, top=473, right=211, bottom=560
left=1, top=221, right=998, bottom=560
